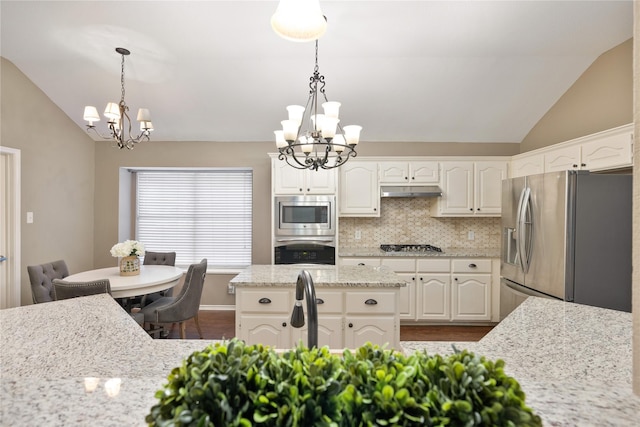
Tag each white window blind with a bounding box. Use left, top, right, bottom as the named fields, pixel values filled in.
left=136, top=169, right=252, bottom=268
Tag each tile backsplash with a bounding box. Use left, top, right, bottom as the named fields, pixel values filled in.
left=339, top=198, right=501, bottom=248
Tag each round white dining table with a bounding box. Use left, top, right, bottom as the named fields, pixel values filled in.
left=64, top=265, right=184, bottom=299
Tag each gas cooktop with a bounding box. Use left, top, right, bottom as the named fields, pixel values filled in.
left=380, top=244, right=443, bottom=253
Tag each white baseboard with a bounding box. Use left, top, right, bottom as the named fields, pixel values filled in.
left=199, top=304, right=235, bottom=311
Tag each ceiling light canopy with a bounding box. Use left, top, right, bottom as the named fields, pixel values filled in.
left=83, top=47, right=153, bottom=150
left=271, top=0, right=327, bottom=42
left=275, top=40, right=361, bottom=170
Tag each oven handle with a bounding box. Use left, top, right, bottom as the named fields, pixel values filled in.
left=275, top=237, right=336, bottom=245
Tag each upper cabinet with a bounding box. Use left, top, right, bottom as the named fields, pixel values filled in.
left=272, top=159, right=336, bottom=195
left=379, top=161, right=439, bottom=184
left=339, top=161, right=380, bottom=217
left=431, top=160, right=508, bottom=217
left=511, top=124, right=633, bottom=178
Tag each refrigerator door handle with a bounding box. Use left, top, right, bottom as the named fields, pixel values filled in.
left=514, top=187, right=527, bottom=271
left=518, top=187, right=532, bottom=273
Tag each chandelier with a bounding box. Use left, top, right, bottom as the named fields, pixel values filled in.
left=83, top=48, right=153, bottom=150
left=271, top=0, right=327, bottom=42
left=275, top=40, right=362, bottom=170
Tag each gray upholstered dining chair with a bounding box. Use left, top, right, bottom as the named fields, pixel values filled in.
left=140, top=258, right=207, bottom=339
left=139, top=251, right=177, bottom=307
left=27, top=260, right=70, bottom=303
left=52, top=278, right=111, bottom=300
left=52, top=278, right=145, bottom=326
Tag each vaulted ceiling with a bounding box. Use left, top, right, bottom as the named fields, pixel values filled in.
left=0, top=1, right=633, bottom=143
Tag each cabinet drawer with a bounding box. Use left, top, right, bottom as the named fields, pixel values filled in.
left=381, top=258, right=416, bottom=272
left=239, top=290, right=290, bottom=313
left=346, top=292, right=396, bottom=314
left=315, top=291, right=343, bottom=314
left=451, top=259, right=491, bottom=273
left=416, top=258, right=450, bottom=272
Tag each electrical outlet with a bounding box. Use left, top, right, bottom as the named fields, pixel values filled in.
left=468, top=231, right=475, bottom=240
left=355, top=229, right=362, bottom=240
left=26, top=212, right=34, bottom=224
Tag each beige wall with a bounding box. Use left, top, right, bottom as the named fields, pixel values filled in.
left=1, top=57, right=96, bottom=305
left=521, top=38, right=633, bottom=152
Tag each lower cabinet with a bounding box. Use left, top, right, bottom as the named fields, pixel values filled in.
left=236, top=286, right=400, bottom=349
left=343, top=256, right=497, bottom=323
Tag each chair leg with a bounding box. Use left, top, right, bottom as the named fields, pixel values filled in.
left=193, top=313, right=203, bottom=339
left=179, top=322, right=186, bottom=339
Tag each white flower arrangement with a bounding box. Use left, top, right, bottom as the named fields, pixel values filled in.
left=110, top=240, right=145, bottom=258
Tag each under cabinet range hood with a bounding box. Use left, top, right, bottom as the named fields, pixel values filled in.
left=380, top=185, right=443, bottom=198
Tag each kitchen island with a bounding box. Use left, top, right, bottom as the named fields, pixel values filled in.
left=1, top=293, right=638, bottom=425
left=230, top=264, right=406, bottom=350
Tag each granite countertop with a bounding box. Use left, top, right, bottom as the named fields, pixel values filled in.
left=339, top=246, right=501, bottom=258
left=2, top=294, right=638, bottom=425
left=229, top=264, right=406, bottom=287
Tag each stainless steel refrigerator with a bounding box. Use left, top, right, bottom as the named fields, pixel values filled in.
left=500, top=170, right=632, bottom=319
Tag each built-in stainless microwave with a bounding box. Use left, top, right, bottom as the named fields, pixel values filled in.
left=274, top=195, right=336, bottom=237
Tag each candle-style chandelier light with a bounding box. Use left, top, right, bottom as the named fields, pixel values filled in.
left=83, top=48, right=153, bottom=150
left=275, top=40, right=362, bottom=170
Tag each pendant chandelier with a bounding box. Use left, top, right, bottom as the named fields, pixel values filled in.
left=275, top=40, right=362, bottom=171
left=83, top=48, right=153, bottom=150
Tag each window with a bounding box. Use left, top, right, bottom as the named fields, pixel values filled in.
left=135, top=169, right=252, bottom=268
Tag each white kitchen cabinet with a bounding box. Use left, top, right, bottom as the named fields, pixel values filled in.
left=272, top=159, right=336, bottom=194
left=339, top=161, right=380, bottom=217
left=513, top=124, right=633, bottom=177
left=379, top=161, right=439, bottom=184
left=544, top=145, right=582, bottom=173
left=580, top=130, right=633, bottom=171
left=451, top=259, right=492, bottom=321
left=236, top=285, right=399, bottom=349
left=374, top=256, right=496, bottom=323
left=432, top=161, right=507, bottom=216
left=510, top=152, right=544, bottom=178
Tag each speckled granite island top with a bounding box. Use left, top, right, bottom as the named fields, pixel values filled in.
left=339, top=246, right=500, bottom=258
left=1, top=294, right=638, bottom=426
left=229, top=264, right=406, bottom=287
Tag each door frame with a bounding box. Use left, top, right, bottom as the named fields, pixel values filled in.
left=0, top=146, right=21, bottom=308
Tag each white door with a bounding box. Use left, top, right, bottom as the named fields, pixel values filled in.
left=0, top=146, right=21, bottom=308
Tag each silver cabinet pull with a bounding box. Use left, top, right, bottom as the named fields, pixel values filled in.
left=365, top=299, right=378, bottom=305
left=258, top=298, right=271, bottom=304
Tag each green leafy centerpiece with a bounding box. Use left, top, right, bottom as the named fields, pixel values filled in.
left=146, top=339, right=541, bottom=426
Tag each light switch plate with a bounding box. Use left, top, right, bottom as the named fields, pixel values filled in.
left=26, top=212, right=34, bottom=224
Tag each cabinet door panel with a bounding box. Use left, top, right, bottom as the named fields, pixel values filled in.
left=410, top=161, right=439, bottom=183
left=417, top=274, right=450, bottom=320
left=273, top=161, right=305, bottom=194
left=238, top=290, right=290, bottom=312
left=439, top=162, right=474, bottom=214
left=474, top=161, right=507, bottom=214
left=306, top=168, right=336, bottom=194
left=381, top=258, right=416, bottom=272
left=339, top=162, right=380, bottom=216
left=379, top=162, right=409, bottom=183
left=452, top=275, right=491, bottom=320
left=345, top=317, right=395, bottom=348
left=292, top=316, right=343, bottom=348
left=511, top=154, right=544, bottom=178
left=581, top=132, right=633, bottom=171
left=239, top=315, right=291, bottom=348
left=544, top=145, right=581, bottom=172
left=395, top=272, right=415, bottom=320
left=340, top=258, right=381, bottom=267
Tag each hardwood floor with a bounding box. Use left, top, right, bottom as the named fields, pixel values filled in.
left=163, top=310, right=495, bottom=342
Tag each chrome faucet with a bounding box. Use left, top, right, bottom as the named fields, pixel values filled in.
left=290, top=270, right=318, bottom=348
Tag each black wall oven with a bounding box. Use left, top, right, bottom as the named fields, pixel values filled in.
left=274, top=242, right=336, bottom=265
